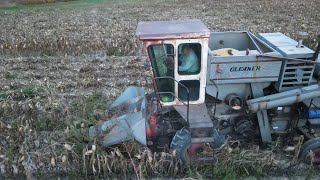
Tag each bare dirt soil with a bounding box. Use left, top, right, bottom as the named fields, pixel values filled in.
left=0, top=0, right=319, bottom=179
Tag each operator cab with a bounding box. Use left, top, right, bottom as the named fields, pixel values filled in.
left=136, top=20, right=210, bottom=106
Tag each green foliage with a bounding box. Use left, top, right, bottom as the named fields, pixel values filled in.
left=4, top=71, right=15, bottom=79
left=189, top=146, right=269, bottom=179
left=0, top=0, right=136, bottom=12
left=213, top=165, right=237, bottom=180
left=19, top=0, right=76, bottom=5
left=303, top=36, right=319, bottom=51
left=71, top=93, right=107, bottom=124
left=0, top=86, right=44, bottom=101
left=185, top=168, right=197, bottom=178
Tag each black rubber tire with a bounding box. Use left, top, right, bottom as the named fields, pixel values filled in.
left=300, top=137, right=320, bottom=163
left=171, top=128, right=225, bottom=163
left=170, top=128, right=191, bottom=164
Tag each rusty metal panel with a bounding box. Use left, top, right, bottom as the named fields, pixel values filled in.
left=136, top=20, right=210, bottom=40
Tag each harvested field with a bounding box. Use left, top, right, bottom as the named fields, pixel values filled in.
left=0, top=0, right=319, bottom=56
left=0, top=0, right=319, bottom=179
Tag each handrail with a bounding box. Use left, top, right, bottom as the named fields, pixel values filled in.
left=154, top=76, right=190, bottom=94
left=154, top=76, right=190, bottom=125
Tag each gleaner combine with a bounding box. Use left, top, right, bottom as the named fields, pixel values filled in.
left=89, top=20, right=320, bottom=164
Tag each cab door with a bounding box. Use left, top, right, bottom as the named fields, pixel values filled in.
left=146, top=40, right=176, bottom=105
left=175, top=39, right=208, bottom=105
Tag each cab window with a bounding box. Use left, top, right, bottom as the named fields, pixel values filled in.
left=178, top=43, right=201, bottom=75
left=147, top=44, right=175, bottom=102
left=178, top=80, right=200, bottom=101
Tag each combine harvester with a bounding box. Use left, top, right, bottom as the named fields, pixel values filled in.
left=89, top=20, right=320, bottom=164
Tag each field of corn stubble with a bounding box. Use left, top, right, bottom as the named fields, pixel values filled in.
left=0, top=0, right=320, bottom=179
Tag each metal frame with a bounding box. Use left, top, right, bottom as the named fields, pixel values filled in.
left=144, top=38, right=209, bottom=106
left=175, top=38, right=208, bottom=105
left=155, top=76, right=190, bottom=124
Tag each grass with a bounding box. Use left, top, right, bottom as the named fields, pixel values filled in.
left=71, top=93, right=108, bottom=124
left=4, top=71, right=16, bottom=80
left=0, top=86, right=44, bottom=101
left=212, top=165, right=237, bottom=180
left=0, top=0, right=319, bottom=177
left=0, top=0, right=141, bottom=12
left=0, top=88, right=317, bottom=179
left=0, top=0, right=104, bottom=12
left=303, top=36, right=320, bottom=51
left=19, top=0, right=76, bottom=5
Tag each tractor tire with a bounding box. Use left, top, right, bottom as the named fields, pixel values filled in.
left=300, top=137, right=320, bottom=164
left=170, top=128, right=192, bottom=164
left=171, top=128, right=224, bottom=164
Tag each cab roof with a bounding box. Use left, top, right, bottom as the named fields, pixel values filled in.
left=136, top=19, right=210, bottom=40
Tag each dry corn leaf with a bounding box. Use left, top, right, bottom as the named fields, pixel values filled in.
left=61, top=155, right=67, bottom=163
left=283, top=146, right=295, bottom=152
left=64, top=143, right=72, bottom=151
left=12, top=165, right=18, bottom=174
left=34, top=140, right=40, bottom=148
left=115, top=149, right=123, bottom=157
left=51, top=157, right=56, bottom=167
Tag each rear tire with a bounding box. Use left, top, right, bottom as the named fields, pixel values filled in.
left=171, top=128, right=225, bottom=164
left=170, top=128, right=192, bottom=164
left=300, top=137, right=320, bottom=164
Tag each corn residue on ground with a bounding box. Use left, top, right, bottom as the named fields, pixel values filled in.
left=0, top=0, right=320, bottom=179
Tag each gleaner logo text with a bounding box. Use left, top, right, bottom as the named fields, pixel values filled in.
left=230, top=66, right=261, bottom=72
